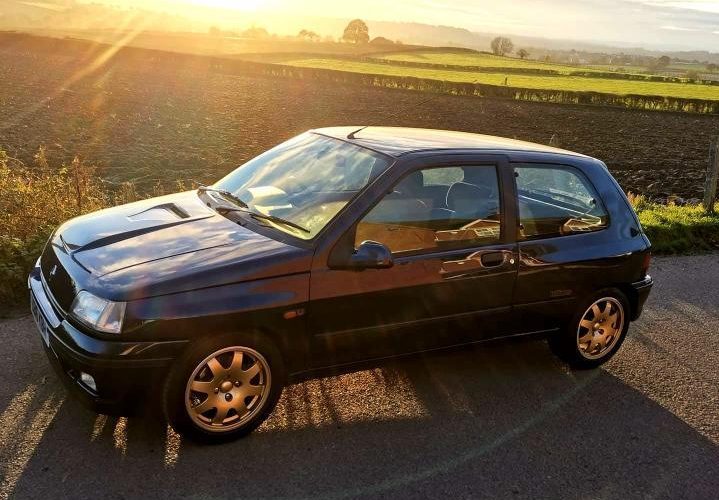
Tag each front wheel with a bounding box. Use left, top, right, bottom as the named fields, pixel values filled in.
left=163, top=333, right=284, bottom=443
left=549, top=289, right=630, bottom=369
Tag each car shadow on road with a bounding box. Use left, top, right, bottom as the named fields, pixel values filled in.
left=2, top=338, right=718, bottom=499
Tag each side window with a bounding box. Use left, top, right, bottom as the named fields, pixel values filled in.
left=422, top=167, right=463, bottom=187
left=355, top=165, right=502, bottom=254
left=514, top=164, right=608, bottom=240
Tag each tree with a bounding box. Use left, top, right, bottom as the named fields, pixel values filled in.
left=517, top=48, right=529, bottom=59
left=208, top=26, right=221, bottom=36
left=370, top=36, right=394, bottom=45
left=490, top=36, right=514, bottom=56
left=656, top=55, right=671, bottom=69
left=342, top=19, right=369, bottom=44
left=685, top=70, right=700, bottom=82
left=241, top=26, right=269, bottom=39
left=707, top=63, right=718, bottom=72
left=298, top=29, right=320, bottom=42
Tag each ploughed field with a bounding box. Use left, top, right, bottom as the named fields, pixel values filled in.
left=1, top=34, right=718, bottom=199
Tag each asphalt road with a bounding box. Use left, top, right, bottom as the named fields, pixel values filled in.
left=0, top=254, right=717, bottom=499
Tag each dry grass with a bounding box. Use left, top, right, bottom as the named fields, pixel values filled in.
left=0, top=147, right=187, bottom=309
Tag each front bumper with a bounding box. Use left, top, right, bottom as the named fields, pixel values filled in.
left=28, top=269, right=187, bottom=414
left=630, top=274, right=653, bottom=320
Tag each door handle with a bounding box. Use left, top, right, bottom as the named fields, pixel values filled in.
left=480, top=250, right=515, bottom=268
left=440, top=250, right=515, bottom=279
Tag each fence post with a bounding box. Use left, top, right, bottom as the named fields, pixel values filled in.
left=704, top=137, right=719, bottom=214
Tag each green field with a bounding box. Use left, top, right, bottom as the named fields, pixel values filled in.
left=382, top=51, right=719, bottom=77
left=379, top=51, right=603, bottom=74
left=590, top=62, right=719, bottom=75
left=587, top=64, right=654, bottom=73
left=277, top=57, right=719, bottom=100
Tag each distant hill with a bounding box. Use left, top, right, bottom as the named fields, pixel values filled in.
left=364, top=20, right=719, bottom=65
left=0, top=0, right=195, bottom=32
left=2, top=1, right=718, bottom=65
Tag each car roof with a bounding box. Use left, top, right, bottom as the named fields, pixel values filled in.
left=313, top=126, right=589, bottom=159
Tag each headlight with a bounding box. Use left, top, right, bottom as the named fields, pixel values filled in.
left=70, top=291, right=126, bottom=334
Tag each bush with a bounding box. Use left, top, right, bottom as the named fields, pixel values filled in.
left=0, top=149, right=110, bottom=308
left=0, top=148, right=190, bottom=312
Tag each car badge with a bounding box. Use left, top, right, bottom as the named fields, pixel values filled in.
left=49, top=265, right=57, bottom=279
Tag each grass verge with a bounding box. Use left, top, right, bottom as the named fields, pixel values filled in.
left=636, top=202, right=719, bottom=254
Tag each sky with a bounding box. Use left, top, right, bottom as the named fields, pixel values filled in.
left=86, top=0, right=719, bottom=50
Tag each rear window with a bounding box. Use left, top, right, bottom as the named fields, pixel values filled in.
left=514, top=164, right=608, bottom=239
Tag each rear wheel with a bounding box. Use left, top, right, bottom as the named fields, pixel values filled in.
left=549, top=289, right=629, bottom=369
left=163, top=333, right=284, bottom=443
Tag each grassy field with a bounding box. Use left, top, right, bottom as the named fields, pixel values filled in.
left=378, top=51, right=606, bottom=74
left=589, top=62, right=719, bottom=76
left=380, top=51, right=719, bottom=77
left=277, top=57, right=719, bottom=100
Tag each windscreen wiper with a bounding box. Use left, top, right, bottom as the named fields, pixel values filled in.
left=197, top=185, right=248, bottom=208
left=216, top=206, right=310, bottom=234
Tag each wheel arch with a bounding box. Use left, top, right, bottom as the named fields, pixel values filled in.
left=612, top=283, right=638, bottom=321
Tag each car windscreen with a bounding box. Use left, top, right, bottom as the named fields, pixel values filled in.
left=213, top=132, right=392, bottom=239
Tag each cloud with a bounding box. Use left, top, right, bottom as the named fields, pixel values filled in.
left=642, top=1, right=719, bottom=14
left=364, top=0, right=719, bottom=48
left=660, top=25, right=700, bottom=31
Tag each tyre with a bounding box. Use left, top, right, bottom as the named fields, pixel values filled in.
left=163, top=332, right=285, bottom=443
left=548, top=288, right=630, bottom=369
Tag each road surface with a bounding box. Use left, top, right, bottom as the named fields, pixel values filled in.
left=0, top=254, right=717, bottom=499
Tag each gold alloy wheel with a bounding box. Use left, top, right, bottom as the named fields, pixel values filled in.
left=576, top=297, right=625, bottom=360
left=184, top=346, right=271, bottom=433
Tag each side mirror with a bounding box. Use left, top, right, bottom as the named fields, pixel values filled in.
left=347, top=240, right=393, bottom=269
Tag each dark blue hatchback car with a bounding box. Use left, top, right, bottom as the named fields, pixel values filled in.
left=28, top=127, right=653, bottom=442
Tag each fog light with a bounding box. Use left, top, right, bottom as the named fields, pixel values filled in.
left=79, top=372, right=97, bottom=392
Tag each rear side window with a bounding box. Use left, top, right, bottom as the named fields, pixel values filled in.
left=514, top=164, right=608, bottom=240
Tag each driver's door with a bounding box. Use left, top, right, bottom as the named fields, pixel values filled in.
left=307, top=160, right=519, bottom=368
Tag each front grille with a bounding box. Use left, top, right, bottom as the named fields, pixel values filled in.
left=40, top=271, right=65, bottom=319
left=40, top=239, right=76, bottom=314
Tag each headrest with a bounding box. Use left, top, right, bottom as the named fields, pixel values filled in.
left=462, top=167, right=496, bottom=186
left=396, top=170, right=424, bottom=196
left=446, top=182, right=484, bottom=210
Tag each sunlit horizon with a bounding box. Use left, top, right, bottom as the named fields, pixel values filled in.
left=67, top=0, right=719, bottom=51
